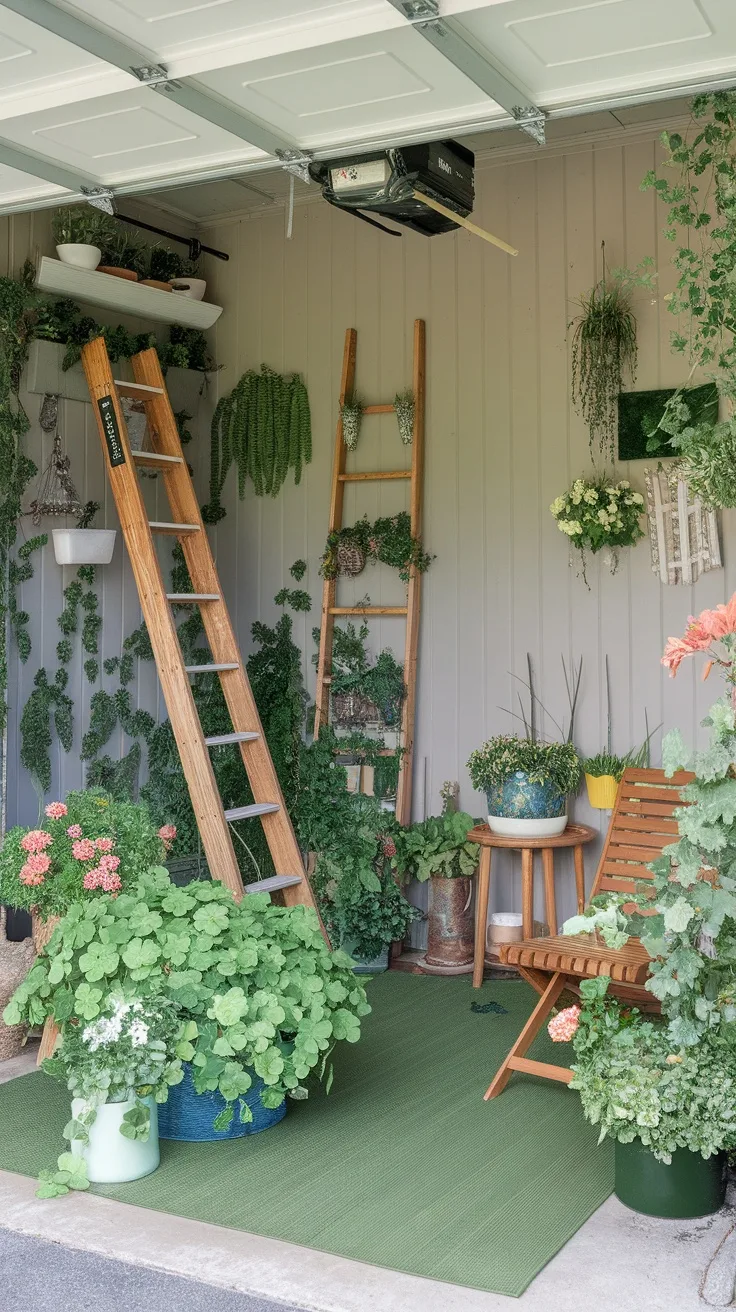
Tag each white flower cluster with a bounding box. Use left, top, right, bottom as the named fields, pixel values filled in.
left=82, top=998, right=149, bottom=1052
left=550, top=478, right=644, bottom=544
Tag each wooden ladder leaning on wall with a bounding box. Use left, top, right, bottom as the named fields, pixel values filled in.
left=312, top=319, right=426, bottom=827
left=39, top=336, right=325, bottom=1064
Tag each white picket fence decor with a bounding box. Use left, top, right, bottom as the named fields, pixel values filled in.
left=645, top=462, right=722, bottom=586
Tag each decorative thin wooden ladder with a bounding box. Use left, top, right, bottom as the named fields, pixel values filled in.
left=313, top=320, right=425, bottom=827
left=79, top=336, right=320, bottom=915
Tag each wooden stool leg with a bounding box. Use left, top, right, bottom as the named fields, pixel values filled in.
left=473, top=846, right=491, bottom=988
left=37, top=1017, right=59, bottom=1064
left=484, top=971, right=568, bottom=1099
left=521, top=848, right=533, bottom=939
left=573, top=844, right=586, bottom=913
left=542, top=847, right=557, bottom=935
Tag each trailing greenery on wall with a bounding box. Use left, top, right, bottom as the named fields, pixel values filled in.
left=203, top=365, right=312, bottom=521
left=642, top=92, right=736, bottom=504
left=570, top=251, right=639, bottom=463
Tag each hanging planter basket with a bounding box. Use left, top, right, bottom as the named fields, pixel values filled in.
left=394, top=390, right=414, bottom=445
left=52, top=529, right=117, bottom=566
left=336, top=540, right=366, bottom=577
left=332, top=691, right=382, bottom=727
left=340, top=400, right=363, bottom=452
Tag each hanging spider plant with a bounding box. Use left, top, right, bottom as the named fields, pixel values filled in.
left=570, top=244, right=638, bottom=463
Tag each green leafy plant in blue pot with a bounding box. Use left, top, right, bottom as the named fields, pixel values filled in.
left=467, top=736, right=581, bottom=838
left=5, top=866, right=371, bottom=1141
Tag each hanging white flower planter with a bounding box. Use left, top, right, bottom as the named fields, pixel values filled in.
left=394, top=390, right=415, bottom=444
left=71, top=1096, right=160, bottom=1184
left=340, top=399, right=363, bottom=452
left=52, top=529, right=117, bottom=566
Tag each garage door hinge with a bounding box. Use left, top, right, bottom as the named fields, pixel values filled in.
left=511, top=106, right=547, bottom=146
left=131, top=63, right=181, bottom=92
left=275, top=149, right=313, bottom=184
left=398, top=1, right=440, bottom=22
left=80, top=185, right=116, bottom=215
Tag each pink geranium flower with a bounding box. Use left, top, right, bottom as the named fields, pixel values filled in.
left=548, top=1004, right=581, bottom=1042
left=23, top=853, right=51, bottom=876
left=20, top=830, right=53, bottom=854
left=45, top=802, right=68, bottom=820
left=72, top=838, right=96, bottom=862
left=158, top=824, right=176, bottom=852
left=95, top=837, right=115, bottom=853
left=66, top=825, right=82, bottom=839
left=100, top=870, right=122, bottom=892
left=99, top=853, right=120, bottom=872
left=19, top=866, right=45, bottom=886
left=83, top=868, right=101, bottom=890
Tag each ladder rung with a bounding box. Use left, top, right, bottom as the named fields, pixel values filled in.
left=115, top=380, right=164, bottom=398
left=244, top=874, right=303, bottom=894
left=362, top=404, right=395, bottom=414
left=149, top=521, right=199, bottom=535
left=225, top=803, right=280, bottom=821
left=205, top=731, right=260, bottom=747
left=329, top=606, right=408, bottom=616
left=338, top=471, right=411, bottom=482
left=132, top=451, right=183, bottom=468
left=184, top=662, right=239, bottom=674
left=167, top=593, right=220, bottom=603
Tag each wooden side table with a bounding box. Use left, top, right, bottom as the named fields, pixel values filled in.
left=468, top=823, right=596, bottom=988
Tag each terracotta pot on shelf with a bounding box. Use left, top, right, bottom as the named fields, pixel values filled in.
left=97, top=266, right=139, bottom=281
left=140, top=279, right=172, bottom=292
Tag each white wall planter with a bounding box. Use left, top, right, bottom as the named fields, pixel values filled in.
left=24, top=341, right=207, bottom=414
left=56, top=244, right=100, bottom=270
left=53, top=529, right=116, bottom=565
left=71, top=1097, right=160, bottom=1184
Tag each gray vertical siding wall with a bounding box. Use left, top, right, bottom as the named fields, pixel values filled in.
left=2, top=118, right=734, bottom=933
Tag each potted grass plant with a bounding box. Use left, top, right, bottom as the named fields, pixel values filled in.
left=51, top=206, right=107, bottom=270
left=467, top=736, right=581, bottom=838
left=97, top=226, right=146, bottom=282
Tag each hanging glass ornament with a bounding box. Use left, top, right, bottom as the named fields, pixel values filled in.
left=29, top=394, right=83, bottom=524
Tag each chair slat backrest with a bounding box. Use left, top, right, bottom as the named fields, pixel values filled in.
left=591, top=767, right=694, bottom=900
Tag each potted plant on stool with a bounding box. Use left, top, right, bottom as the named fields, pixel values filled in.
left=467, top=736, right=581, bottom=838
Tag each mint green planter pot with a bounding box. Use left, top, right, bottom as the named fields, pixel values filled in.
left=614, top=1140, right=726, bottom=1218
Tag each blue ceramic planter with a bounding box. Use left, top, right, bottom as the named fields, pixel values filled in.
left=158, top=1063, right=286, bottom=1142
left=486, top=771, right=567, bottom=838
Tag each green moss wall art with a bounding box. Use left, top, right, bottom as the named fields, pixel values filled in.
left=617, top=383, right=718, bottom=461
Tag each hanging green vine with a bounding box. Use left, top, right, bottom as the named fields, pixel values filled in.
left=570, top=243, right=640, bottom=462
left=8, top=534, right=47, bottom=663
left=203, top=364, right=312, bottom=521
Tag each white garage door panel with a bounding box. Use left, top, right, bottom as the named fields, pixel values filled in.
left=63, top=0, right=392, bottom=65
left=0, top=89, right=268, bottom=185
left=0, top=7, right=105, bottom=103
left=459, top=0, right=736, bottom=102
left=0, top=160, right=68, bottom=205
left=196, top=28, right=496, bottom=146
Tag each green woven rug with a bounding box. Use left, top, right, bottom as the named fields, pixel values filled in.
left=0, top=975, right=612, bottom=1297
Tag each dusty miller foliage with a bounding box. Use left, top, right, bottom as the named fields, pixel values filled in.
left=644, top=91, right=736, bottom=504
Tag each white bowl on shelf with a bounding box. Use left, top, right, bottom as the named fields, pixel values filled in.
left=56, top=243, right=100, bottom=270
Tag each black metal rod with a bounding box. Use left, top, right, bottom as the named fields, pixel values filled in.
left=114, top=211, right=229, bottom=262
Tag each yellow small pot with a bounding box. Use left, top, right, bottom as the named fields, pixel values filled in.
left=585, top=773, right=619, bottom=809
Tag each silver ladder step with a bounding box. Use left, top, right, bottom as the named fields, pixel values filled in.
left=184, top=662, right=239, bottom=674
left=225, top=803, right=280, bottom=822
left=244, top=875, right=303, bottom=895
left=132, top=451, right=182, bottom=467
left=167, top=593, right=220, bottom=603
left=114, top=380, right=164, bottom=398
left=149, top=521, right=200, bottom=535
left=205, top=731, right=260, bottom=747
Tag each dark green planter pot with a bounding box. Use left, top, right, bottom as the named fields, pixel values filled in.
left=614, top=1139, right=726, bottom=1218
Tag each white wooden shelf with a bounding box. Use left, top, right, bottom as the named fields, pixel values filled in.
left=34, top=257, right=223, bottom=329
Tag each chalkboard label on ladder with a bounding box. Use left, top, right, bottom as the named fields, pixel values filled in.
left=98, top=395, right=126, bottom=466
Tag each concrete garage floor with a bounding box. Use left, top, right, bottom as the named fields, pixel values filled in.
left=2, top=1050, right=733, bottom=1312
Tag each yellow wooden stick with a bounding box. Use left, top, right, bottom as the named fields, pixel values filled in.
left=412, top=189, right=519, bottom=256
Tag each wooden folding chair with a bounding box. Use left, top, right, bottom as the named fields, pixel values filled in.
left=484, top=767, right=693, bottom=1100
